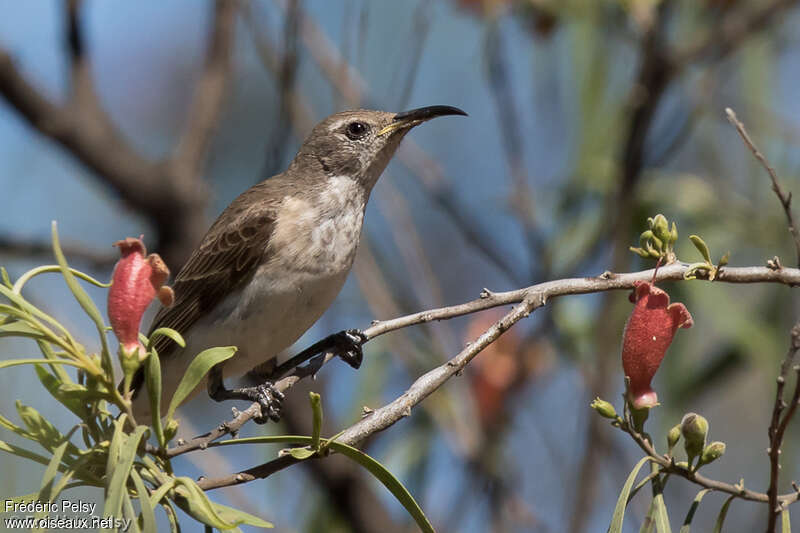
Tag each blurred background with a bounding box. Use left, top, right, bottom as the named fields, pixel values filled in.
left=1, top=0, right=800, bottom=531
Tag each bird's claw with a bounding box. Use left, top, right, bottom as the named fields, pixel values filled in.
left=333, top=329, right=367, bottom=369
left=247, top=382, right=285, bottom=424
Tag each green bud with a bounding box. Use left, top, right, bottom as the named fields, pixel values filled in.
left=164, top=419, right=180, bottom=442
left=631, top=404, right=650, bottom=432
left=652, top=214, right=670, bottom=243
left=700, top=441, right=726, bottom=465
left=667, top=424, right=681, bottom=453
left=590, top=397, right=618, bottom=419
left=681, top=412, right=708, bottom=463
left=669, top=222, right=678, bottom=245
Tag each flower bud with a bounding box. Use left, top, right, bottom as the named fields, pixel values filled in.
left=700, top=441, right=726, bottom=465
left=666, top=424, right=681, bottom=453
left=164, top=419, right=180, bottom=442
left=590, top=397, right=618, bottom=419
left=681, top=412, right=708, bottom=463
left=651, top=214, right=670, bottom=243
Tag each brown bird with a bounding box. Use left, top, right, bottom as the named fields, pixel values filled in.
left=129, top=105, right=467, bottom=423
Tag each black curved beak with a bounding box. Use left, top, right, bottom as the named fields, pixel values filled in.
left=393, top=105, right=468, bottom=122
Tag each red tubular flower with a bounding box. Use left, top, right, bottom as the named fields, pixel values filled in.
left=622, top=281, right=693, bottom=409
left=108, top=237, right=174, bottom=359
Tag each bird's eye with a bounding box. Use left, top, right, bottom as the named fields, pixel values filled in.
left=345, top=121, right=369, bottom=139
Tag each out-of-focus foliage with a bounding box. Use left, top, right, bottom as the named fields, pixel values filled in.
left=1, top=0, right=799, bottom=531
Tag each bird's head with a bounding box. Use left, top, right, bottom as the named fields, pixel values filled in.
left=293, top=105, right=467, bottom=194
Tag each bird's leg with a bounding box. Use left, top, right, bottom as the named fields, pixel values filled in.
left=207, top=364, right=284, bottom=424
left=270, top=329, right=367, bottom=378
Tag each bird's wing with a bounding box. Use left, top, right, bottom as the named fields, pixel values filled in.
left=148, top=205, right=277, bottom=358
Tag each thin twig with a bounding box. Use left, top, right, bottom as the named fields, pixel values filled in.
left=169, top=262, right=800, bottom=489
left=196, top=292, right=541, bottom=490
left=766, top=321, right=800, bottom=532
left=725, top=108, right=800, bottom=267
left=619, top=415, right=799, bottom=505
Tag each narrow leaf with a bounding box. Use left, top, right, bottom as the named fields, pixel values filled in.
left=652, top=492, right=671, bottom=533
left=327, top=440, right=435, bottom=533
left=679, top=489, right=711, bottom=533
left=166, top=346, right=236, bottom=420
left=783, top=508, right=791, bottom=533
left=211, top=501, right=273, bottom=529
left=689, top=235, right=712, bottom=264
left=608, top=456, right=652, bottom=533
left=13, top=264, right=109, bottom=294
left=130, top=468, right=157, bottom=533
left=148, top=328, right=185, bottom=350
left=36, top=438, right=70, bottom=504
left=51, top=221, right=114, bottom=382
left=309, top=392, right=322, bottom=451
left=103, top=423, right=148, bottom=527
left=712, top=495, right=736, bottom=533
left=146, top=348, right=165, bottom=447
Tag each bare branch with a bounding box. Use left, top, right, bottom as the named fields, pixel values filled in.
left=169, top=262, right=800, bottom=490
left=619, top=413, right=800, bottom=505
left=726, top=108, right=800, bottom=267
left=0, top=235, right=116, bottom=270
left=766, top=321, right=800, bottom=532
left=172, top=0, right=237, bottom=183
left=673, top=0, right=799, bottom=71
left=0, top=50, right=163, bottom=210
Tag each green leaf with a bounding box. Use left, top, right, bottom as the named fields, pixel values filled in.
left=130, top=468, right=157, bottom=533
left=286, top=447, right=316, bottom=460
left=652, top=491, right=671, bottom=533
left=211, top=501, right=273, bottom=529
left=607, top=456, right=652, bottom=533
left=51, top=221, right=114, bottom=382
left=309, top=392, right=322, bottom=451
left=783, top=507, right=791, bottom=533
left=689, top=235, right=712, bottom=264
left=0, top=320, right=49, bottom=341
left=166, top=346, right=236, bottom=420
left=34, top=365, right=88, bottom=419
left=0, top=286, right=75, bottom=348
left=146, top=348, right=165, bottom=447
left=122, top=491, right=142, bottom=533
left=148, top=478, right=175, bottom=509
left=0, top=358, right=84, bottom=371
left=1, top=266, right=11, bottom=288
left=161, top=501, right=180, bottom=533
left=16, top=401, right=65, bottom=451
left=103, top=422, right=148, bottom=528
left=36, top=438, right=70, bottom=504
left=173, top=477, right=240, bottom=530
left=640, top=499, right=655, bottom=533
left=712, top=495, right=736, bottom=533
left=0, top=439, right=54, bottom=467
left=327, top=440, right=435, bottom=533
left=679, top=489, right=711, bottom=533
left=13, top=264, right=110, bottom=294
left=148, top=328, right=185, bottom=351
left=210, top=435, right=433, bottom=532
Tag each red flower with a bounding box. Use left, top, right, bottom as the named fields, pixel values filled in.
left=622, top=281, right=693, bottom=409
left=108, top=237, right=174, bottom=359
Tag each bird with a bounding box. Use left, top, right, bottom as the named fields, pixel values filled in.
left=129, top=105, right=467, bottom=423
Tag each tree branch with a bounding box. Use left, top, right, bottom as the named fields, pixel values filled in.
left=766, top=321, right=800, bottom=532
left=171, top=0, right=237, bottom=185
left=726, top=108, right=800, bottom=267
left=157, top=262, right=800, bottom=490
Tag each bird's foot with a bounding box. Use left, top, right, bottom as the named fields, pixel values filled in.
left=231, top=382, right=285, bottom=424
left=208, top=369, right=285, bottom=424
left=330, top=329, right=367, bottom=369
